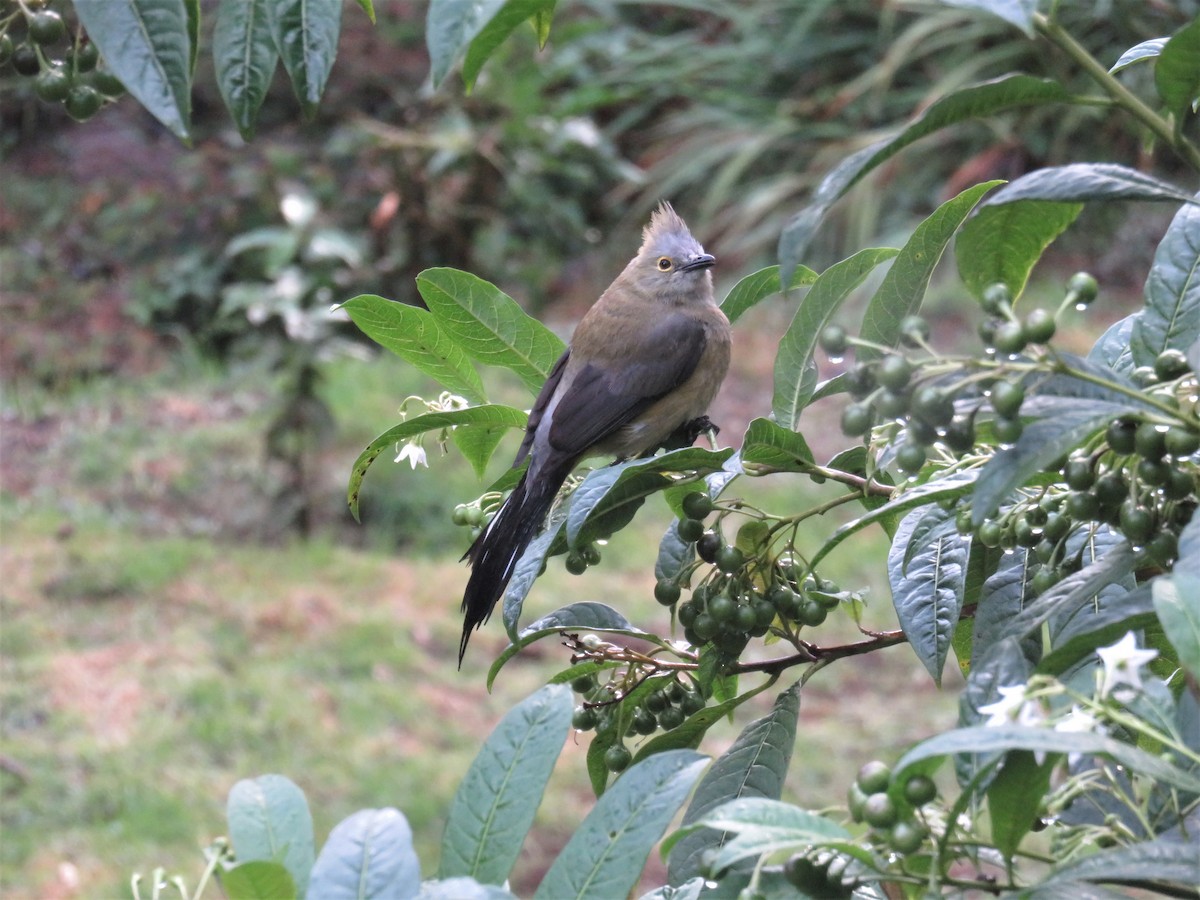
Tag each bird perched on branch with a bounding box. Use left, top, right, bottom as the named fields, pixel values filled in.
left=459, top=203, right=731, bottom=663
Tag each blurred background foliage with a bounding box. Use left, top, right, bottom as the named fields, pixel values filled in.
left=2, top=0, right=1196, bottom=896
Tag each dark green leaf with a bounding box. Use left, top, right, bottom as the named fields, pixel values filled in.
left=971, top=409, right=1122, bottom=526
left=1178, top=515, right=1200, bottom=580
left=565, top=449, right=734, bottom=549
left=902, top=506, right=961, bottom=576
left=1046, top=839, right=1200, bottom=890
left=667, top=684, right=800, bottom=886
left=1046, top=528, right=1136, bottom=647
left=451, top=423, right=511, bottom=480
left=462, top=0, right=557, bottom=92
left=718, top=264, right=817, bottom=325
left=774, top=248, right=899, bottom=425
left=895, top=725, right=1200, bottom=793
left=416, top=268, right=565, bottom=395
left=777, top=75, right=1070, bottom=276
left=346, top=406, right=528, bottom=520
left=889, top=507, right=970, bottom=685
left=501, top=526, right=564, bottom=642
left=1110, top=38, right=1167, bottom=74
left=957, top=200, right=1082, bottom=300
left=227, top=774, right=314, bottom=897
left=213, top=0, right=279, bottom=140
left=426, top=0, right=507, bottom=88
left=342, top=294, right=487, bottom=405
left=184, top=0, right=199, bottom=76
left=973, top=549, right=1039, bottom=666
left=1087, top=314, right=1137, bottom=376
left=936, top=0, right=1036, bottom=34
left=654, top=521, right=695, bottom=582
left=1155, top=16, right=1200, bottom=124
left=980, top=164, right=1196, bottom=205
left=986, top=750, right=1054, bottom=860
left=858, top=181, right=1001, bottom=360
left=739, top=418, right=814, bottom=472
left=439, top=685, right=573, bottom=885
left=531, top=2, right=554, bottom=47
left=486, top=602, right=648, bottom=690
left=75, top=0, right=193, bottom=141
left=307, top=808, right=420, bottom=899
left=533, top=751, right=709, bottom=900
left=221, top=861, right=297, bottom=900
left=1130, top=193, right=1200, bottom=366
left=1037, top=584, right=1155, bottom=677
left=1154, top=573, right=1200, bottom=680
left=268, top=0, right=342, bottom=116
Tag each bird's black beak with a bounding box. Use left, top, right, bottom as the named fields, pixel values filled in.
left=678, top=253, right=716, bottom=272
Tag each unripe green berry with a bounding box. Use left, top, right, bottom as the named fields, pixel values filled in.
left=856, top=760, right=892, bottom=794
left=64, top=84, right=102, bottom=120
left=1106, top=418, right=1138, bottom=454
left=981, top=283, right=1012, bottom=315
left=877, top=355, right=913, bottom=391
left=1067, top=272, right=1099, bottom=306
left=841, top=403, right=872, bottom=437
left=681, top=491, right=714, bottom=520
left=715, top=545, right=745, bottom=574
left=990, top=381, right=1025, bottom=418
left=819, top=324, right=848, bottom=356
left=993, top=321, right=1027, bottom=354
left=1154, top=348, right=1191, bottom=381
left=1023, top=308, right=1056, bottom=344
left=604, top=744, right=632, bottom=772
left=862, top=792, right=898, bottom=828
left=677, top=518, right=704, bottom=543
left=29, top=10, right=67, bottom=45
left=899, top=315, right=929, bottom=347
left=696, top=531, right=722, bottom=563
left=654, top=579, right=681, bottom=606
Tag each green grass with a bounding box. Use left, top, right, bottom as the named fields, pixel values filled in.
left=0, top=359, right=960, bottom=899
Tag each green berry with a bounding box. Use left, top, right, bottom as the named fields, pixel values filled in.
left=632, top=708, right=658, bottom=735
left=797, top=597, right=828, bottom=627
left=1042, top=512, right=1070, bottom=542
left=734, top=603, right=757, bottom=632
left=875, top=389, right=909, bottom=419
left=990, top=381, right=1025, bottom=418
left=856, top=760, right=892, bottom=794
left=1024, top=308, right=1056, bottom=344
left=12, top=43, right=40, bottom=76
left=877, top=355, right=913, bottom=391
left=604, top=744, right=632, bottom=772
left=889, top=820, right=929, bottom=854
left=1164, top=467, right=1194, bottom=500
left=1154, top=348, right=1191, bottom=381
left=681, top=491, right=714, bottom=520
left=1146, top=530, right=1178, bottom=565
left=71, top=41, right=99, bottom=73
left=943, top=416, right=976, bottom=453
left=911, top=386, right=954, bottom=427
left=1164, top=426, right=1200, bottom=457
left=64, top=84, right=102, bottom=120
left=863, top=792, right=898, bottom=828
left=1067, top=491, right=1100, bottom=521
left=1135, top=423, right=1167, bottom=460
left=841, top=403, right=873, bottom=437
left=994, top=321, right=1028, bottom=354
left=715, top=545, right=745, bottom=574
left=908, top=417, right=938, bottom=446
left=899, top=315, right=930, bottom=347
left=1119, top=500, right=1155, bottom=544
left=1030, top=566, right=1059, bottom=595
left=1064, top=458, right=1094, bottom=491
left=981, top=283, right=1012, bottom=315
left=1067, top=272, right=1099, bottom=306
left=897, top=443, right=927, bottom=475
left=696, top=531, right=722, bottom=563
left=34, top=65, right=70, bottom=101
left=903, top=774, right=937, bottom=805
left=658, top=706, right=684, bottom=729
left=680, top=690, right=705, bottom=714
left=92, top=69, right=125, bottom=97
left=571, top=674, right=596, bottom=694
left=29, top=10, right=67, bottom=45
left=692, top=613, right=717, bottom=642
left=1137, top=457, right=1171, bottom=487
left=783, top=855, right=823, bottom=892
left=819, top=324, right=848, bottom=355
left=654, top=579, right=681, bottom=606
left=677, top=518, right=704, bottom=543
left=1093, top=471, right=1128, bottom=505
left=845, top=363, right=875, bottom=399
left=977, top=520, right=1003, bottom=547
left=994, top=416, right=1023, bottom=444
left=677, top=600, right=698, bottom=628
left=572, top=706, right=598, bottom=730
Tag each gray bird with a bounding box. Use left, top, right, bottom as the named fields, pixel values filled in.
left=459, top=203, right=731, bottom=663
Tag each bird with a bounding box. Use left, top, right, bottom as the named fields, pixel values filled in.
left=458, top=202, right=731, bottom=663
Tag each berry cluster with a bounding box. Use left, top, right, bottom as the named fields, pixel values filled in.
left=658, top=490, right=850, bottom=670
left=828, top=272, right=1197, bottom=596
left=569, top=671, right=706, bottom=772
left=846, top=760, right=935, bottom=854
left=1, top=0, right=124, bottom=121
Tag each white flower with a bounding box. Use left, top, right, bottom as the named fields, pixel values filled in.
left=1095, top=632, right=1157, bottom=701
left=978, top=684, right=1045, bottom=728
left=395, top=441, right=428, bottom=469
left=1054, top=705, right=1101, bottom=766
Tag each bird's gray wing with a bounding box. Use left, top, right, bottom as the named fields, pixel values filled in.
left=547, top=312, right=707, bottom=456
left=514, top=349, right=570, bottom=466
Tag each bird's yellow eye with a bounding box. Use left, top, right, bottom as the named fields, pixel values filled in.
left=657, top=257, right=673, bottom=271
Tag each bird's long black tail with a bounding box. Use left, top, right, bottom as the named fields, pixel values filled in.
left=459, top=460, right=570, bottom=665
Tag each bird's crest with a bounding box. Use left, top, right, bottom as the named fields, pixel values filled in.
left=641, top=201, right=693, bottom=250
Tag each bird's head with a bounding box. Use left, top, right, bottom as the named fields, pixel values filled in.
left=630, top=202, right=715, bottom=301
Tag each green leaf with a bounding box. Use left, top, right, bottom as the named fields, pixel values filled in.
left=346, top=406, right=528, bottom=520
left=858, top=181, right=1001, bottom=360
left=268, top=0, right=342, bottom=117
left=733, top=417, right=817, bottom=474
left=773, top=248, right=899, bottom=425
left=971, top=409, right=1125, bottom=526
left=416, top=268, right=565, bottom=396
left=487, top=602, right=649, bottom=689
left=667, top=684, right=800, bottom=885
left=777, top=74, right=1070, bottom=276
left=418, top=878, right=518, bottom=899
left=565, top=449, right=735, bottom=549
left=1130, top=193, right=1200, bottom=366
left=936, top=0, right=1036, bottom=35
left=439, top=685, right=573, bottom=885
left=1110, top=38, right=1167, bottom=74
left=986, top=750, right=1054, bottom=861
left=74, top=0, right=193, bottom=141
left=982, top=164, right=1197, bottom=205
left=426, top=0, right=507, bottom=88
left=1155, top=16, right=1200, bottom=124
left=462, top=0, right=557, bottom=92
left=718, top=264, right=818, bottom=325
left=889, top=507, right=970, bottom=686
left=894, top=725, right=1200, bottom=794
left=808, top=470, right=976, bottom=573
left=1178, top=514, right=1200, bottom=580
left=533, top=751, right=708, bottom=900
left=1044, top=838, right=1200, bottom=889
left=1037, top=584, right=1155, bottom=677
left=226, top=774, right=315, bottom=897
left=957, top=200, right=1082, bottom=300
left=307, top=808, right=421, bottom=899
left=972, top=549, right=1039, bottom=667
left=500, top=526, right=564, bottom=641
left=356, top=0, right=377, bottom=24
left=531, top=2, right=554, bottom=47
left=184, top=0, right=199, bottom=76
left=957, top=637, right=1034, bottom=785
left=213, top=0, right=279, bottom=140
left=220, top=861, right=297, bottom=900
left=343, top=294, right=487, bottom=404
left=1088, top=314, right=1137, bottom=376
left=451, top=423, right=511, bottom=480
left=1154, top=573, right=1200, bottom=681
left=654, top=520, right=695, bottom=583
left=1046, top=528, right=1136, bottom=647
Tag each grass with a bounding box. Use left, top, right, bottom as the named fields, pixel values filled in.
left=0, top=354, right=961, bottom=899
